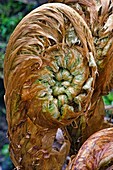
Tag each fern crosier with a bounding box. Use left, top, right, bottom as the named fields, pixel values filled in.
left=4, top=3, right=97, bottom=169
left=49, top=0, right=113, bottom=91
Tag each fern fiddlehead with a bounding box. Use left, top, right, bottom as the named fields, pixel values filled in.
left=4, top=3, right=97, bottom=169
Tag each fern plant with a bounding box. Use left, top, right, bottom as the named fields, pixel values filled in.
left=4, top=1, right=113, bottom=170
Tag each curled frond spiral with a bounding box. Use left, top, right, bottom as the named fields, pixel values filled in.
left=4, top=3, right=96, bottom=126
left=4, top=3, right=97, bottom=169
left=49, top=0, right=113, bottom=92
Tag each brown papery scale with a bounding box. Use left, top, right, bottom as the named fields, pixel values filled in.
left=4, top=3, right=97, bottom=169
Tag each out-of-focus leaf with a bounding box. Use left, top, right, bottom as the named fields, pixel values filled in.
left=1, top=144, right=9, bottom=157
left=107, top=92, right=113, bottom=102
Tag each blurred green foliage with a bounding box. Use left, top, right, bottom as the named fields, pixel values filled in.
left=1, top=4, right=22, bottom=41
left=0, top=0, right=34, bottom=78
left=1, top=144, right=9, bottom=157
left=103, top=92, right=113, bottom=106
left=0, top=1, right=34, bottom=42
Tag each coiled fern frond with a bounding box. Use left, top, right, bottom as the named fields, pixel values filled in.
left=4, top=3, right=97, bottom=169
left=49, top=0, right=113, bottom=92
left=48, top=0, right=113, bottom=159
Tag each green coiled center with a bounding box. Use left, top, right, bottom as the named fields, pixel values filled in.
left=34, top=47, right=92, bottom=120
